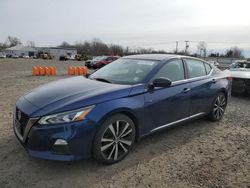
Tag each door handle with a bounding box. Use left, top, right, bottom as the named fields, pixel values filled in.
left=182, top=88, right=191, bottom=93
left=212, top=79, right=217, bottom=83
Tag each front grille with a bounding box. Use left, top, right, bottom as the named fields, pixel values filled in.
left=15, top=108, right=29, bottom=136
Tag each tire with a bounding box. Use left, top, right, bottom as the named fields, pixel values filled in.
left=93, top=114, right=136, bottom=164
left=207, top=92, right=227, bottom=121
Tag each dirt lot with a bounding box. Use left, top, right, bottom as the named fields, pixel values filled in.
left=0, top=58, right=249, bottom=188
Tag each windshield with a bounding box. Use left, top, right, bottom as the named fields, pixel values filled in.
left=93, top=56, right=107, bottom=61
left=89, top=58, right=159, bottom=84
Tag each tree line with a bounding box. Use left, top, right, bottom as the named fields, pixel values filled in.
left=0, top=36, right=244, bottom=58
left=58, top=38, right=169, bottom=57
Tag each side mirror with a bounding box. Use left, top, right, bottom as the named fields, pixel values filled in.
left=149, top=77, right=172, bottom=89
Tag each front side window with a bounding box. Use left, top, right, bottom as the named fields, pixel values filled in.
left=153, top=59, right=185, bottom=82
left=186, top=59, right=206, bottom=78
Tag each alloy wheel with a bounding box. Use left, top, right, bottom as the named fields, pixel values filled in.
left=100, top=120, right=133, bottom=161
left=213, top=94, right=226, bottom=120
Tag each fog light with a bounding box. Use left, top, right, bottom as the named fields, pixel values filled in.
left=52, top=139, right=71, bottom=155
left=54, top=139, right=68, bottom=145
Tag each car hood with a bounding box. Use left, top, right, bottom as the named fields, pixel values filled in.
left=228, top=69, right=250, bottom=79
left=19, top=76, right=132, bottom=117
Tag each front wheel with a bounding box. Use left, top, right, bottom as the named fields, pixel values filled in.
left=207, top=92, right=227, bottom=121
left=93, top=114, right=136, bottom=164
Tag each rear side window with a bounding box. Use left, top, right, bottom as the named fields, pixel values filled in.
left=204, top=63, right=212, bottom=74
left=153, top=59, right=185, bottom=82
left=186, top=59, right=206, bottom=78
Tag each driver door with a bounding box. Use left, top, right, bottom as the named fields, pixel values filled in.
left=144, top=59, right=191, bottom=131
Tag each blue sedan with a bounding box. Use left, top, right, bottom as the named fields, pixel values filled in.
left=13, top=54, right=231, bottom=164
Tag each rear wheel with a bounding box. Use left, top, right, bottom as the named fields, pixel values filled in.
left=93, top=114, right=136, bottom=164
left=207, top=92, right=227, bottom=121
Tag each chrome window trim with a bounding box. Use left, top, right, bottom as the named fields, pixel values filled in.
left=151, top=112, right=205, bottom=132
left=171, top=68, right=214, bottom=86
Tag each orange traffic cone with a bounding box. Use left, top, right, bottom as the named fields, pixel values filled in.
left=68, top=66, right=74, bottom=75
left=75, top=67, right=80, bottom=75
left=32, top=66, right=39, bottom=76
left=79, top=67, right=85, bottom=75
left=45, top=67, right=51, bottom=75
left=39, top=67, right=45, bottom=76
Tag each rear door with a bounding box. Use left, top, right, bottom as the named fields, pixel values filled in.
left=144, top=59, right=191, bottom=130
left=184, top=58, right=215, bottom=115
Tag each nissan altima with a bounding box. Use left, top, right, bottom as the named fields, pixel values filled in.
left=13, top=54, right=231, bottom=164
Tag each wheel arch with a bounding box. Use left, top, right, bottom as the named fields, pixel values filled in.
left=219, top=88, right=228, bottom=101
left=96, top=108, right=140, bottom=141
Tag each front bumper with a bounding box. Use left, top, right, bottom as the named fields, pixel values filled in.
left=14, top=115, right=97, bottom=161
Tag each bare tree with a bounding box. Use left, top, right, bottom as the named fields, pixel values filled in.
left=91, top=38, right=109, bottom=56
left=59, top=41, right=71, bottom=47
left=109, top=44, right=124, bottom=56
left=26, top=41, right=35, bottom=47
left=0, top=42, right=7, bottom=50
left=197, top=41, right=207, bottom=57
left=232, top=46, right=243, bottom=58
left=5, top=36, right=22, bottom=47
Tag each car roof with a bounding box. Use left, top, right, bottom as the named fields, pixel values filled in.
left=122, top=54, right=197, bottom=61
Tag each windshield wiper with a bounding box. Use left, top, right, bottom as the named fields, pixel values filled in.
left=92, top=77, right=112, bottom=83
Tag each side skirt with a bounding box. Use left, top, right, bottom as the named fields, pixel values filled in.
left=150, top=112, right=206, bottom=133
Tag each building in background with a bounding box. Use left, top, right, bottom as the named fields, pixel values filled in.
left=3, top=45, right=37, bottom=57
left=3, top=45, right=77, bottom=60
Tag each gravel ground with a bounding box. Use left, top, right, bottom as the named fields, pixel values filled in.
left=0, top=58, right=249, bottom=188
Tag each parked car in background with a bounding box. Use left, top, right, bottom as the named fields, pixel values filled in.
left=22, top=55, right=30, bottom=59
left=85, top=56, right=105, bottom=68
left=67, top=55, right=76, bottom=60
left=0, top=53, right=6, bottom=58
left=85, top=56, right=119, bottom=69
left=228, top=60, right=250, bottom=94
left=31, top=55, right=38, bottom=59
left=13, top=54, right=231, bottom=164
left=12, top=55, right=19, bottom=58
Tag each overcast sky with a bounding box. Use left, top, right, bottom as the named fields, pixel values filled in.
left=1, top=0, right=250, bottom=56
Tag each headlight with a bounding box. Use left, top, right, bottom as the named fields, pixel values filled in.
left=38, top=106, right=95, bottom=125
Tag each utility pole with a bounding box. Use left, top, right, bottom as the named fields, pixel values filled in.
left=184, top=40, right=189, bottom=54
left=175, top=41, right=179, bottom=54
